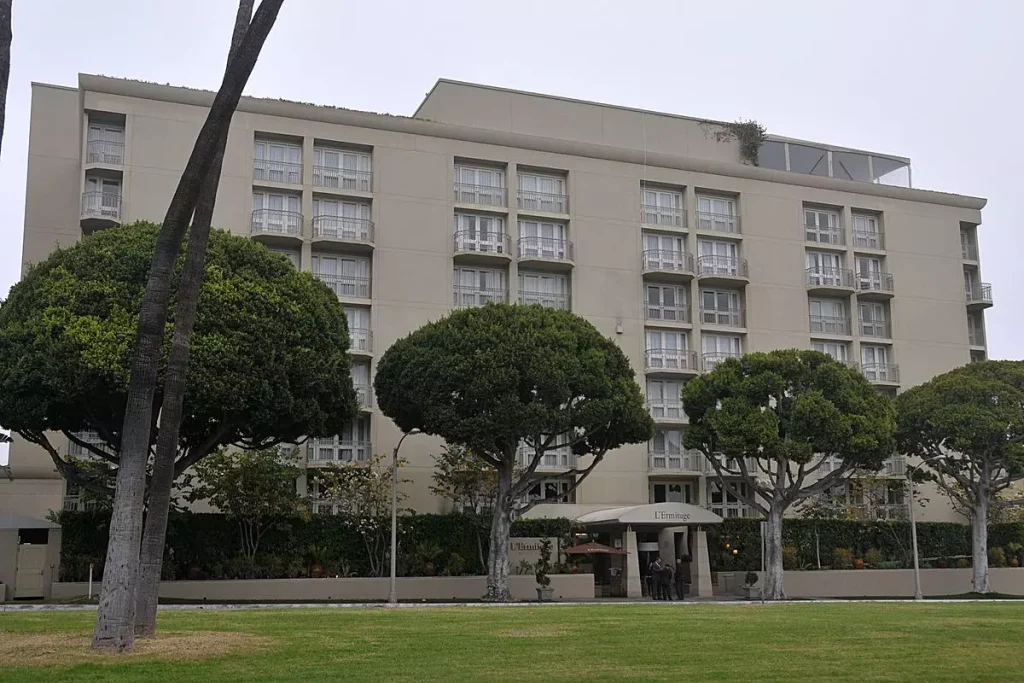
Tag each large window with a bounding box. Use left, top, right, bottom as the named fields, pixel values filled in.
left=854, top=214, right=883, bottom=249
left=709, top=480, right=754, bottom=518
left=254, top=139, right=302, bottom=184
left=856, top=256, right=886, bottom=291
left=454, top=213, right=508, bottom=253
left=650, top=481, right=694, bottom=504
left=519, top=220, right=568, bottom=259
left=518, top=172, right=567, bottom=213
left=642, top=188, right=684, bottom=227
left=86, top=122, right=125, bottom=164
left=812, top=341, right=850, bottom=363
left=700, top=289, right=743, bottom=326
left=310, top=417, right=371, bottom=464
left=313, top=147, right=372, bottom=191
left=311, top=253, right=370, bottom=298
left=859, top=302, right=890, bottom=338
left=519, top=271, right=568, bottom=310
left=345, top=306, right=371, bottom=352
left=647, top=379, right=684, bottom=420
left=267, top=247, right=300, bottom=268
left=806, top=250, right=844, bottom=286
left=805, top=208, right=841, bottom=244
left=646, top=329, right=688, bottom=369
left=645, top=284, right=688, bottom=323
left=454, top=267, right=506, bottom=307
left=313, top=198, right=371, bottom=240
left=526, top=478, right=575, bottom=504
left=696, top=195, right=738, bottom=233
left=83, top=176, right=121, bottom=218
left=252, top=191, right=301, bottom=235
left=861, top=345, right=893, bottom=380
left=643, top=233, right=687, bottom=271
left=809, top=298, right=848, bottom=335
left=455, top=165, right=505, bottom=206
left=702, top=334, right=742, bottom=371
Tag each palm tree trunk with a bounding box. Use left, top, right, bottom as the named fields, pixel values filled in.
left=92, top=0, right=285, bottom=653
left=0, top=0, right=12, bottom=158
left=134, top=0, right=255, bottom=639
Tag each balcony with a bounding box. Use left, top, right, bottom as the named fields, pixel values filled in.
left=354, top=385, right=374, bottom=412
left=86, top=139, right=124, bottom=166
left=453, top=182, right=507, bottom=208
left=696, top=255, right=749, bottom=286
left=882, top=455, right=907, bottom=477
left=641, top=205, right=687, bottom=230
left=313, top=166, right=373, bottom=193
left=805, top=226, right=845, bottom=248
left=519, top=290, right=570, bottom=310
left=62, top=495, right=101, bottom=512
left=642, top=250, right=694, bottom=281
left=314, top=272, right=370, bottom=300
left=453, top=285, right=508, bottom=308
left=517, top=189, right=568, bottom=215
left=857, top=272, right=895, bottom=299
left=306, top=438, right=372, bottom=467
left=251, top=209, right=303, bottom=245
left=859, top=319, right=892, bottom=340
left=648, top=450, right=705, bottom=474
left=704, top=454, right=761, bottom=476
left=968, top=326, right=985, bottom=347
left=962, top=243, right=979, bottom=261
left=645, top=301, right=690, bottom=325
left=647, top=399, right=687, bottom=424
left=702, top=352, right=741, bottom=372
left=253, top=158, right=303, bottom=185
left=453, top=230, right=512, bottom=265
left=66, top=431, right=115, bottom=459
left=700, top=307, right=745, bottom=329
left=861, top=363, right=900, bottom=386
left=854, top=229, right=885, bottom=251
left=805, top=267, right=855, bottom=295
left=349, top=328, right=373, bottom=357
left=517, top=236, right=574, bottom=271
left=80, top=192, right=122, bottom=231
left=645, top=349, right=699, bottom=376
left=809, top=315, right=850, bottom=336
left=965, top=283, right=993, bottom=310
left=311, top=216, right=374, bottom=250
left=695, top=211, right=741, bottom=235
left=517, top=443, right=576, bottom=471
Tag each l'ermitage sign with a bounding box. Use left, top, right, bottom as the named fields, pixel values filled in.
left=509, top=537, right=560, bottom=571
left=654, top=510, right=692, bottom=522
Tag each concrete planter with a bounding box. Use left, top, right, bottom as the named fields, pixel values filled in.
left=536, top=586, right=554, bottom=602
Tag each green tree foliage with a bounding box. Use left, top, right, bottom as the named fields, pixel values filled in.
left=683, top=349, right=895, bottom=599
left=374, top=303, right=653, bottom=600
left=895, top=360, right=1024, bottom=593
left=0, top=222, right=357, bottom=494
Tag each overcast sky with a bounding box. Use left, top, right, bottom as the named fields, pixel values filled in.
left=0, top=0, right=1021, bottom=463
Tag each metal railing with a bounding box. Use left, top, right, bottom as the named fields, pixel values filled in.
left=349, top=328, right=372, bottom=354
left=809, top=315, right=851, bottom=335
left=805, top=226, right=845, bottom=246
left=63, top=496, right=101, bottom=512
left=647, top=399, right=686, bottom=422
left=67, top=430, right=115, bottom=458
left=859, top=318, right=892, bottom=339
left=86, top=139, right=124, bottom=165
left=962, top=243, right=979, bottom=261
left=453, top=230, right=511, bottom=255
left=251, top=209, right=303, bottom=237
left=700, top=307, right=745, bottom=328
left=517, top=189, right=568, bottom=214
left=645, top=348, right=699, bottom=372
left=861, top=363, right=900, bottom=383
left=253, top=158, right=303, bottom=184
left=702, top=351, right=741, bottom=372
left=519, top=290, right=570, bottom=310
left=645, top=302, right=689, bottom=324
left=965, top=283, right=993, bottom=305
left=695, top=211, right=741, bottom=234
left=642, top=250, right=694, bottom=274
left=307, top=439, right=372, bottom=465
left=453, top=182, right=507, bottom=207
left=648, top=450, right=705, bottom=473
left=517, top=444, right=576, bottom=470
left=697, top=254, right=749, bottom=278
left=354, top=384, right=373, bottom=410
left=882, top=455, right=907, bottom=476
left=453, top=286, right=508, bottom=307
left=968, top=326, right=985, bottom=346
left=854, top=229, right=885, bottom=250
left=857, top=272, right=895, bottom=295
left=312, top=216, right=374, bottom=243
left=313, top=272, right=370, bottom=299
left=81, top=192, right=121, bottom=220
left=313, top=166, right=373, bottom=192
left=703, top=454, right=760, bottom=475
left=518, top=236, right=574, bottom=262
left=641, top=204, right=686, bottom=228
left=805, top=267, right=855, bottom=289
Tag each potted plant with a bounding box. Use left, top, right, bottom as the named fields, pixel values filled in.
left=306, top=544, right=328, bottom=578
left=741, top=571, right=760, bottom=599
left=535, top=539, right=554, bottom=602
left=417, top=542, right=443, bottom=576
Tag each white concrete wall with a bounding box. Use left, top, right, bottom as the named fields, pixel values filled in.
left=719, top=568, right=1024, bottom=598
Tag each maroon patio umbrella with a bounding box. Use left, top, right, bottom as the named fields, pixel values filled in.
left=563, top=541, right=628, bottom=555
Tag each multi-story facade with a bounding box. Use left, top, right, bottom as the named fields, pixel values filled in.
left=3, top=76, right=992, bottom=526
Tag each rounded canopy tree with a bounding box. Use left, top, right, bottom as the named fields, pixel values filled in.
left=374, top=303, right=653, bottom=600
left=0, top=221, right=358, bottom=491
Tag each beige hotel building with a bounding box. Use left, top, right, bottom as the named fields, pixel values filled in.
left=3, top=75, right=993, bottom=529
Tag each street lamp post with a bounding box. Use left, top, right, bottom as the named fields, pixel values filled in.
left=388, top=429, right=420, bottom=605
left=906, top=454, right=943, bottom=601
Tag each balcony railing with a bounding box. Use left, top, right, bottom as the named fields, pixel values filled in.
left=702, top=351, right=741, bottom=372
left=313, top=272, right=370, bottom=299
left=857, top=272, right=895, bottom=295
left=861, top=363, right=900, bottom=383
left=700, top=308, right=745, bottom=328
left=86, top=139, right=124, bottom=165
left=453, top=230, right=511, bottom=255
left=67, top=430, right=115, bottom=459
left=648, top=450, right=705, bottom=473
left=313, top=166, right=373, bottom=192
left=809, top=315, right=850, bottom=335
left=517, top=444, right=576, bottom=470
left=695, top=211, right=741, bottom=234
left=354, top=384, right=373, bottom=410
left=254, top=158, right=303, bottom=184
left=453, top=285, right=508, bottom=308
left=805, top=226, right=845, bottom=246
left=518, top=236, right=574, bottom=262
left=806, top=267, right=855, bottom=289
left=962, top=243, right=979, bottom=261
left=645, top=348, right=699, bottom=372
left=307, top=438, right=372, bottom=466
left=645, top=302, right=689, bottom=324
left=854, top=229, right=885, bottom=250
left=968, top=327, right=985, bottom=346
left=704, top=454, right=760, bottom=475
left=518, top=189, right=568, bottom=214
left=453, top=182, right=507, bottom=207
left=647, top=399, right=686, bottom=422
left=81, top=192, right=121, bottom=220
left=642, top=250, right=694, bottom=275
left=697, top=255, right=749, bottom=278
left=641, top=204, right=686, bottom=228
left=965, top=283, right=993, bottom=305
left=63, top=496, right=101, bottom=512
left=519, top=290, right=569, bottom=310
left=882, top=455, right=907, bottom=476
left=859, top=319, right=892, bottom=339
left=349, top=328, right=372, bottom=354
left=251, top=209, right=303, bottom=237
left=848, top=503, right=909, bottom=522
left=312, top=216, right=374, bottom=243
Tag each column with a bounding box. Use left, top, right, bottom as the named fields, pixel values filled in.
left=690, top=528, right=714, bottom=598
left=622, top=529, right=642, bottom=599
left=658, top=527, right=678, bottom=566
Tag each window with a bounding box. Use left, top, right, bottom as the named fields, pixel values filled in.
left=856, top=256, right=886, bottom=291
left=696, top=195, right=738, bottom=233
left=698, top=240, right=740, bottom=275
left=254, top=139, right=302, bottom=184
left=351, top=362, right=370, bottom=389
left=518, top=172, right=566, bottom=213
left=805, top=209, right=841, bottom=244
left=526, top=478, right=575, bottom=504
left=345, top=307, right=371, bottom=352
left=454, top=267, right=506, bottom=307
left=854, top=214, right=883, bottom=249
left=809, top=298, right=848, bottom=335
left=252, top=191, right=301, bottom=235
left=968, top=313, right=985, bottom=346
left=311, top=254, right=370, bottom=298
left=806, top=251, right=844, bottom=286
left=519, top=220, right=568, bottom=259
left=313, top=198, right=371, bottom=240
left=701, top=289, right=742, bottom=327
left=646, top=330, right=688, bottom=369
left=83, top=176, right=121, bottom=217
left=454, top=214, right=507, bottom=253
left=643, top=233, right=686, bottom=270
left=647, top=380, right=684, bottom=420
left=519, top=272, right=568, bottom=309
left=702, top=334, right=741, bottom=370
left=859, top=302, right=889, bottom=338
left=455, top=165, right=505, bottom=205
left=645, top=284, right=688, bottom=322
left=642, top=188, right=684, bottom=227
left=812, top=341, right=850, bottom=363
left=709, top=480, right=754, bottom=518
left=650, top=482, right=693, bottom=504
left=313, top=147, right=372, bottom=191
left=311, top=417, right=371, bottom=464
left=86, top=123, right=124, bottom=164
left=268, top=247, right=300, bottom=268
left=651, top=428, right=683, bottom=455
left=861, top=345, right=892, bottom=380
left=961, top=228, right=978, bottom=260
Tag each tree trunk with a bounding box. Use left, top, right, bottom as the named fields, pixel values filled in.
left=134, top=0, right=254, bottom=639
left=971, top=496, right=991, bottom=594
left=763, top=504, right=786, bottom=600
left=0, top=0, right=11, bottom=158
left=484, top=461, right=514, bottom=601
left=92, top=0, right=284, bottom=653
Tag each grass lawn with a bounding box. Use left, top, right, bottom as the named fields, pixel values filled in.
left=2, top=603, right=1023, bottom=682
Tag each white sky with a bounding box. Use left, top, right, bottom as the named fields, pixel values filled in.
left=0, top=0, right=1021, bottom=463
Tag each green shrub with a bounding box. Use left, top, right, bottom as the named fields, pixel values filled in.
left=782, top=545, right=799, bottom=570
left=989, top=546, right=1007, bottom=568
left=863, top=548, right=884, bottom=568
left=833, top=548, right=854, bottom=569
left=955, top=558, right=970, bottom=569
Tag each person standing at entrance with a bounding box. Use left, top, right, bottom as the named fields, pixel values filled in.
left=648, top=557, right=664, bottom=600
left=660, top=560, right=675, bottom=601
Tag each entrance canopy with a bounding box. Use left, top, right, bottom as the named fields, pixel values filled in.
left=576, top=502, right=722, bottom=528
left=563, top=541, right=628, bottom=555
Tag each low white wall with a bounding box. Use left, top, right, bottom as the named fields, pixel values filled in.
left=52, top=573, right=595, bottom=602
left=729, top=568, right=1024, bottom=598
